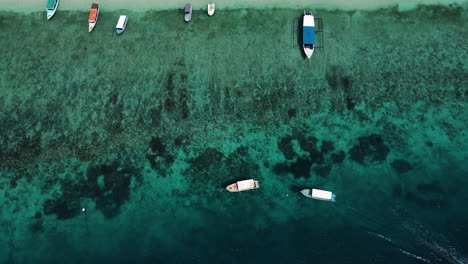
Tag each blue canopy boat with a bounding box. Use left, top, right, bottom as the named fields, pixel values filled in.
left=300, top=188, right=336, bottom=202
left=303, top=11, right=316, bottom=58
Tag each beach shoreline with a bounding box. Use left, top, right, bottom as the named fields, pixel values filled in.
left=1, top=0, right=467, bottom=12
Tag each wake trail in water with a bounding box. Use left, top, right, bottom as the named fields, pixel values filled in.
left=367, top=231, right=431, bottom=263
left=393, top=206, right=468, bottom=264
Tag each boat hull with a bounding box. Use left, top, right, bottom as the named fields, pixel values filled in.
left=303, top=11, right=315, bottom=59
left=46, top=0, right=59, bottom=20
left=88, top=4, right=99, bottom=32
left=184, top=4, right=192, bottom=22
left=116, top=15, right=128, bottom=35
left=300, top=189, right=336, bottom=202
left=226, top=180, right=259, bottom=192
left=208, top=3, right=215, bottom=16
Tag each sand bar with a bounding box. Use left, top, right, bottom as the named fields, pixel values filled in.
left=1, top=0, right=467, bottom=11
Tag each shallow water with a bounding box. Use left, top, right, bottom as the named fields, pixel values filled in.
left=0, top=6, right=467, bottom=264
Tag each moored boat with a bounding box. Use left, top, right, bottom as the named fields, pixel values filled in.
left=303, top=11, right=315, bottom=59
left=116, top=15, right=128, bottom=35
left=88, top=3, right=99, bottom=32
left=46, top=0, right=60, bottom=20
left=300, top=188, right=336, bottom=202
left=226, top=179, right=259, bottom=192
left=184, top=4, right=192, bottom=22
left=208, top=3, right=215, bottom=16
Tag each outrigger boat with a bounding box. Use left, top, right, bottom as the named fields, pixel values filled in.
left=303, top=11, right=316, bottom=59
left=88, top=3, right=99, bottom=32
left=46, top=0, right=60, bottom=20
left=208, top=3, right=215, bottom=16
left=300, top=188, right=336, bottom=202
left=116, top=15, right=128, bottom=35
left=226, top=179, right=259, bottom=192
left=184, top=4, right=192, bottom=22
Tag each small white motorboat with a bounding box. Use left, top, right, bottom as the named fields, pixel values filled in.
left=208, top=3, right=215, bottom=16
left=303, top=11, right=316, bottom=59
left=184, top=4, right=192, bottom=22
left=116, top=15, right=128, bottom=35
left=300, top=188, right=336, bottom=202
left=46, top=0, right=60, bottom=20
left=88, top=3, right=99, bottom=32
left=226, top=179, right=259, bottom=192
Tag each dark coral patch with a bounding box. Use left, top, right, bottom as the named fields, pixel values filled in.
left=44, top=198, right=81, bottom=220
left=390, top=159, right=413, bottom=174
left=277, top=136, right=296, bottom=160
left=289, top=158, right=313, bottom=178
left=146, top=136, right=175, bottom=174
left=392, top=184, right=402, bottom=197
left=320, top=141, right=335, bottom=154
left=417, top=182, right=444, bottom=195
left=313, top=164, right=332, bottom=177
left=404, top=191, right=447, bottom=208
left=287, top=108, right=297, bottom=118
left=149, top=137, right=166, bottom=155
left=331, top=151, right=345, bottom=163
left=349, top=134, right=390, bottom=164
left=189, top=147, right=224, bottom=173
left=43, top=161, right=141, bottom=220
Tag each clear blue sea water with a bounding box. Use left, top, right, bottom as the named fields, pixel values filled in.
left=0, top=5, right=467, bottom=264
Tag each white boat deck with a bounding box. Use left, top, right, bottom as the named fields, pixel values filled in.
left=311, top=189, right=333, bottom=200
left=116, top=15, right=127, bottom=28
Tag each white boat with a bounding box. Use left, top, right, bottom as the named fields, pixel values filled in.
left=300, top=188, right=336, bottom=202
left=184, top=4, right=192, bottom=22
left=46, top=0, right=60, bottom=20
left=226, top=179, right=259, bottom=192
left=88, top=3, right=99, bottom=32
left=116, top=15, right=128, bottom=35
left=208, top=3, right=215, bottom=16
left=303, top=11, right=316, bottom=59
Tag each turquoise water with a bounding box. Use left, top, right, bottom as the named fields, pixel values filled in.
left=0, top=5, right=467, bottom=263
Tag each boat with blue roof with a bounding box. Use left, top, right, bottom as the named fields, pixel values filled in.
left=300, top=188, right=336, bottom=202
left=116, top=15, right=128, bottom=35
left=303, top=11, right=316, bottom=58
left=46, top=0, right=59, bottom=20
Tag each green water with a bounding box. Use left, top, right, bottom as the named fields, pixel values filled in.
left=0, top=6, right=467, bottom=263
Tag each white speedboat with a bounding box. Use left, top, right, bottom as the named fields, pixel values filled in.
left=300, top=188, right=336, bottom=202
left=303, top=11, right=316, bottom=59
left=208, top=3, right=215, bottom=16
left=46, top=0, right=60, bottom=20
left=88, top=3, right=99, bottom=32
left=184, top=4, right=192, bottom=22
left=226, top=179, right=259, bottom=192
left=116, top=15, right=128, bottom=35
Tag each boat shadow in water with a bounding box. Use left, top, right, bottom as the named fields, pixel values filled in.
left=292, top=15, right=324, bottom=59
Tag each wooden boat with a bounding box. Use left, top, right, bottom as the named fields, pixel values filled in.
left=116, top=15, right=128, bottom=35
left=46, top=0, right=60, bottom=20
left=303, top=11, right=315, bottom=59
left=208, top=3, right=215, bottom=16
left=226, top=179, right=259, bottom=192
left=184, top=4, right=192, bottom=22
left=300, top=188, right=336, bottom=202
left=88, top=3, right=99, bottom=32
